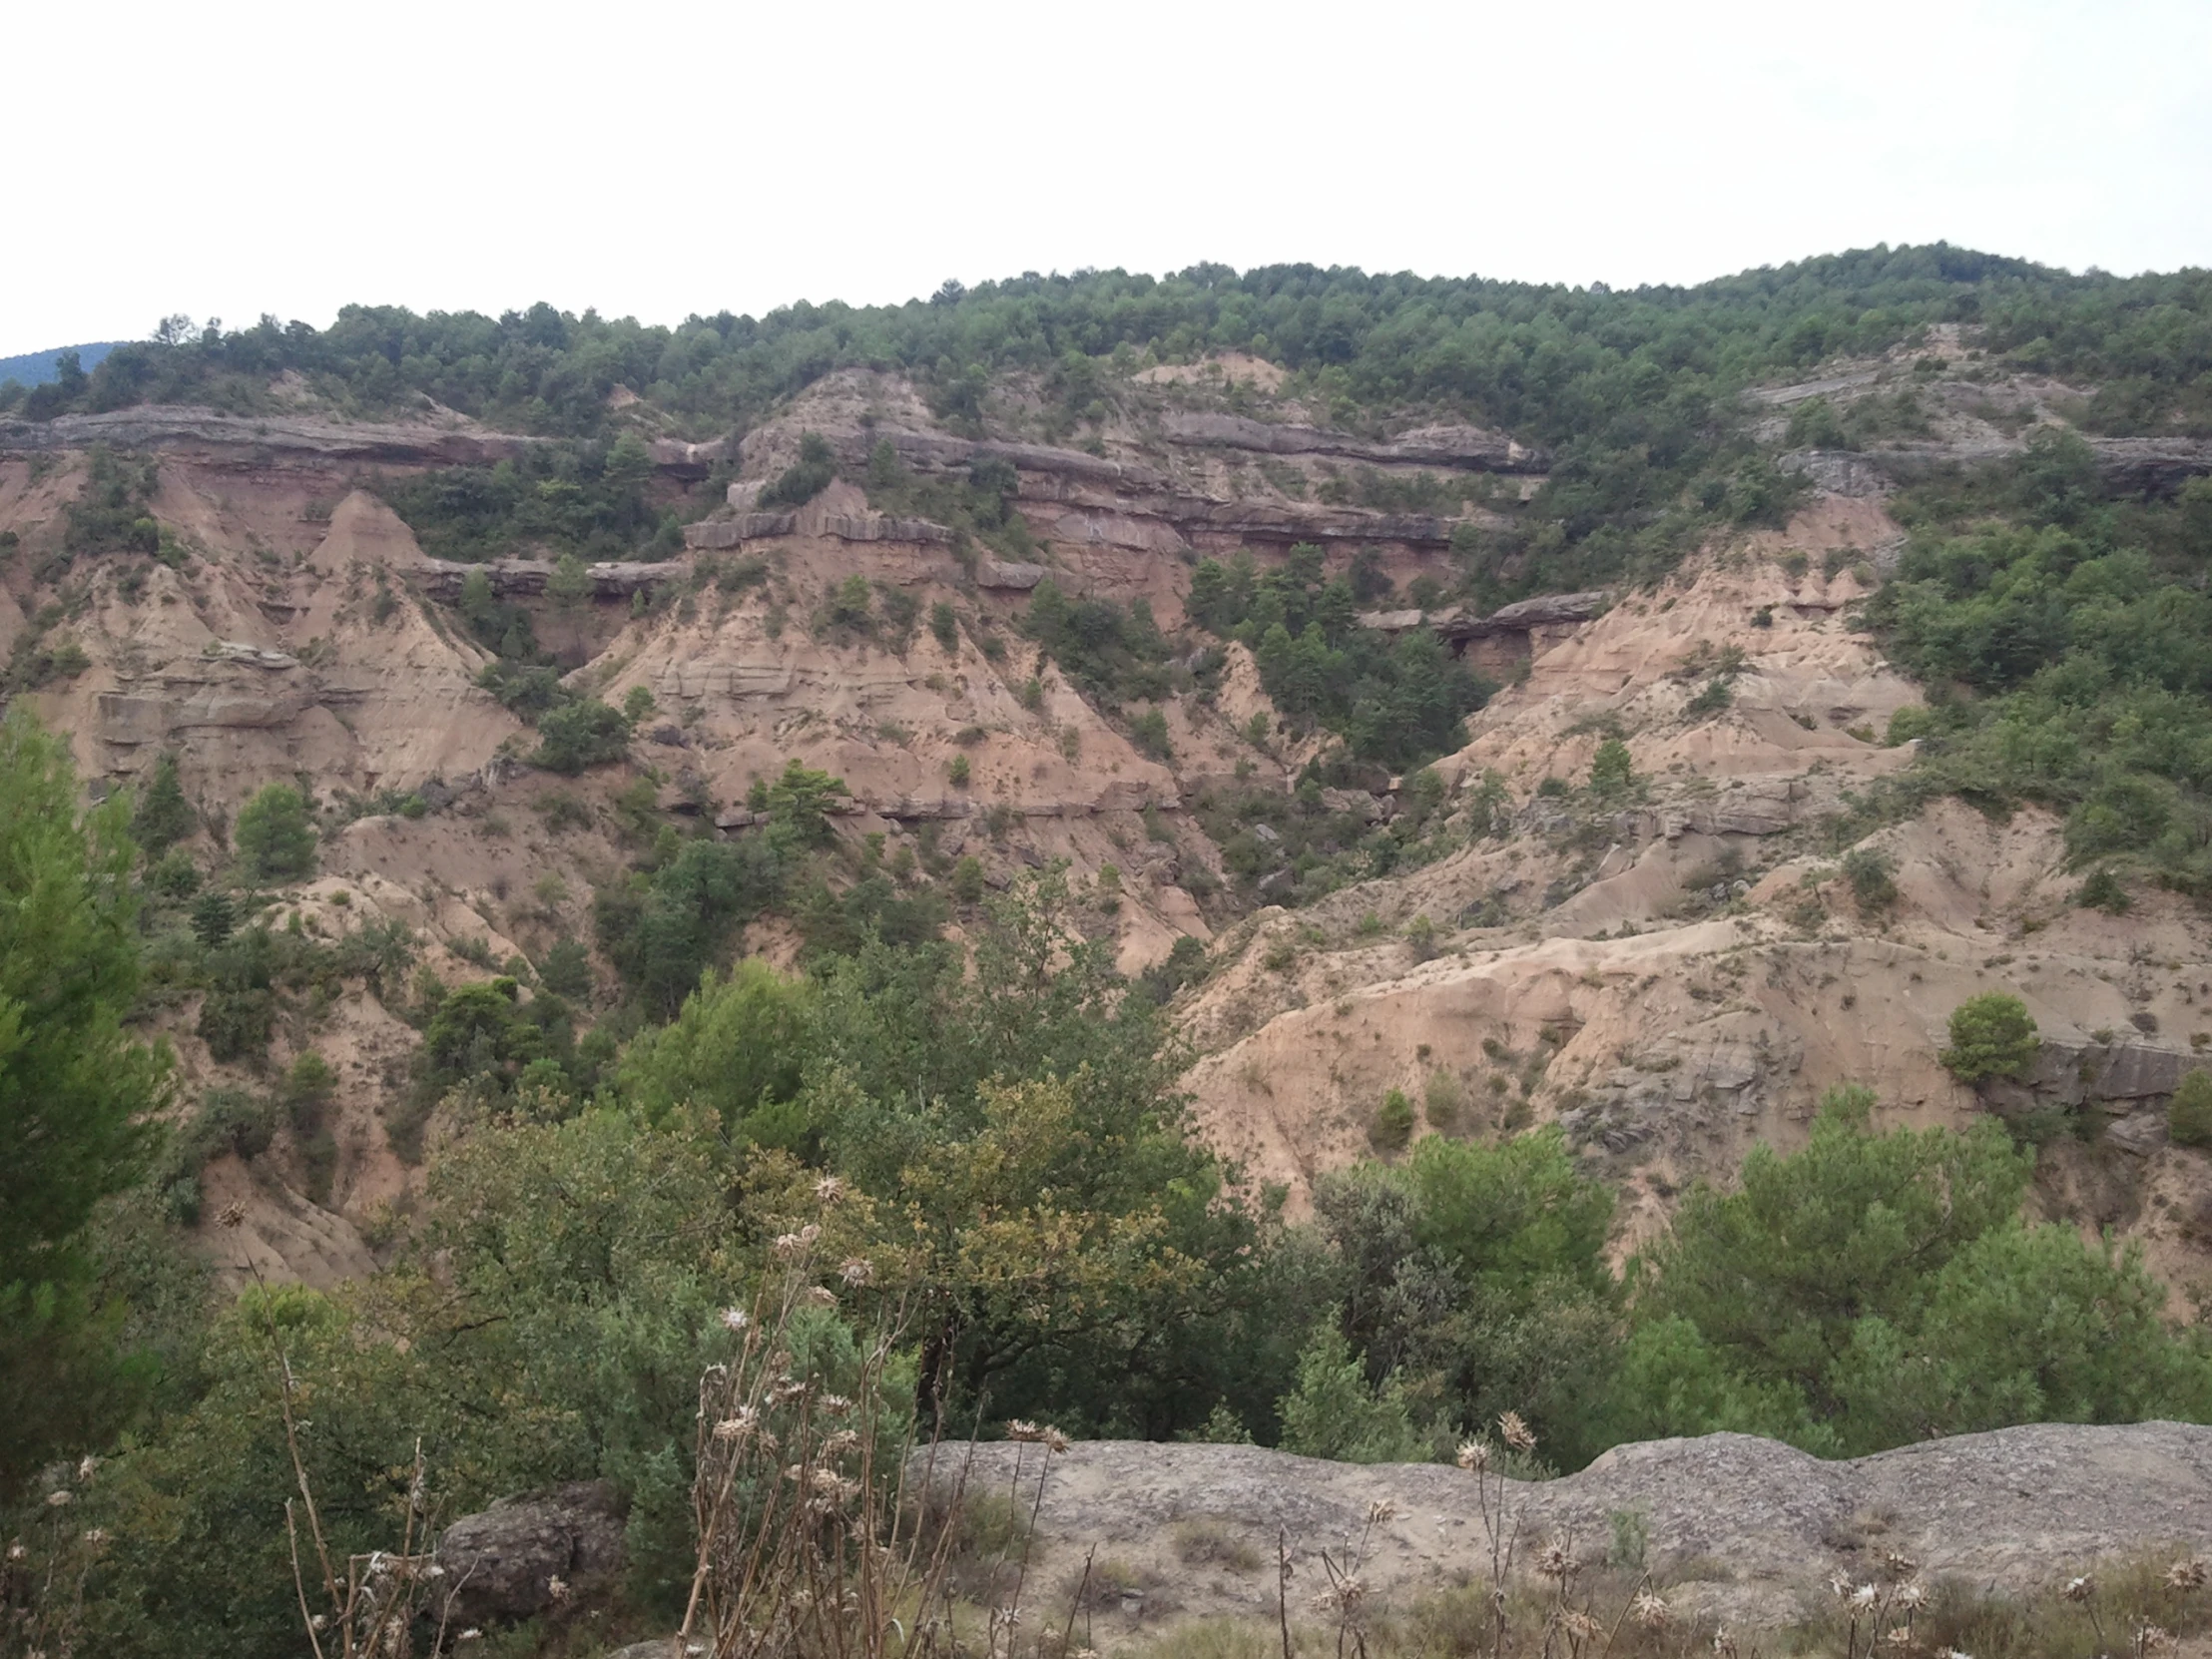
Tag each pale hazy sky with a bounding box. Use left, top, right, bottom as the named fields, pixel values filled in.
left=6, top=0, right=2208, bottom=358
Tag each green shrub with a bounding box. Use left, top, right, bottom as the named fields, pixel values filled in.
left=758, top=432, right=835, bottom=508
left=929, top=600, right=958, bottom=651
left=537, top=937, right=593, bottom=997
left=531, top=698, right=632, bottom=773
left=1589, top=738, right=1634, bottom=796
left=189, top=888, right=235, bottom=946
left=1130, top=708, right=1172, bottom=761
left=1372, top=1088, right=1415, bottom=1151
left=2170, top=1072, right=2212, bottom=1149
left=1404, top=912, right=1437, bottom=961
left=1940, top=993, right=2040, bottom=1085
left=945, top=754, right=970, bottom=788
left=1423, top=1068, right=1462, bottom=1130
left=1684, top=677, right=1732, bottom=719
left=148, top=848, right=202, bottom=899
left=2075, top=865, right=2130, bottom=913
left=132, top=753, right=196, bottom=854
left=1842, top=846, right=1898, bottom=911
left=951, top=855, right=985, bottom=904
left=234, top=783, right=316, bottom=882
left=198, top=984, right=276, bottom=1062
left=1276, top=1323, right=1426, bottom=1463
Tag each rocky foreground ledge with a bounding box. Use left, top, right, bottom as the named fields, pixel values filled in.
left=940, top=1423, right=2212, bottom=1629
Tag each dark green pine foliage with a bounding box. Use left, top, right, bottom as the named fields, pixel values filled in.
left=0, top=711, right=172, bottom=1496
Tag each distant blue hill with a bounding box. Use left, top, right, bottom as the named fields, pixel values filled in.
left=0, top=341, right=125, bottom=387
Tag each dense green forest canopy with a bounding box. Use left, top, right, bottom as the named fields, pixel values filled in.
left=6, top=248, right=2205, bottom=440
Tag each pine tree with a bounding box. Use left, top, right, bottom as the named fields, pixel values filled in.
left=0, top=710, right=171, bottom=1494
left=233, top=783, right=317, bottom=882
left=190, top=887, right=235, bottom=946
left=131, top=752, right=196, bottom=855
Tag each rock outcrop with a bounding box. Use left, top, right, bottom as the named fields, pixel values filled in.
left=435, top=1481, right=627, bottom=1625
left=419, top=558, right=681, bottom=600
left=0, top=406, right=540, bottom=466
left=1437, top=590, right=1609, bottom=640
left=1159, top=411, right=1549, bottom=473
left=942, top=1424, right=2212, bottom=1631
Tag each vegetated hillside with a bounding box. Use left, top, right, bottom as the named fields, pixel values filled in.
left=0, top=339, right=121, bottom=388
left=6, top=248, right=2212, bottom=1659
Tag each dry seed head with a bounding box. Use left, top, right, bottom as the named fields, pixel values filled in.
left=2168, top=1558, right=2208, bottom=1590
left=772, top=1232, right=803, bottom=1258
left=44, top=1491, right=70, bottom=1508
left=1498, top=1410, right=1536, bottom=1453
left=458, top=1630, right=482, bottom=1642
left=81, top=1528, right=108, bottom=1547
left=7, top=1543, right=26, bottom=1561
left=1883, top=1549, right=1921, bottom=1581
left=1042, top=1425, right=1071, bottom=1453
left=1850, top=1583, right=1878, bottom=1609
left=839, top=1258, right=874, bottom=1287
left=802, top=1286, right=837, bottom=1308
left=76, top=1455, right=98, bottom=1482
left=1829, top=1571, right=1856, bottom=1602
left=821, top=1429, right=860, bottom=1458
left=815, top=1175, right=845, bottom=1205
left=1882, top=1630, right=1915, bottom=1649
left=1534, top=1541, right=1572, bottom=1579
left=2140, top=1625, right=2176, bottom=1653
left=1712, top=1628, right=1739, bottom=1658
left=218, top=1202, right=248, bottom=1230
left=547, top=1576, right=570, bottom=1603
left=1560, top=1611, right=1603, bottom=1640
left=1006, top=1418, right=1044, bottom=1442
left=820, top=1393, right=854, bottom=1417
left=2063, top=1575, right=2095, bottom=1603
left=1895, top=1581, right=1927, bottom=1610
left=1631, top=1590, right=1671, bottom=1629
left=1455, top=1439, right=1489, bottom=1472
left=720, top=1307, right=750, bottom=1333
left=1368, top=1499, right=1397, bottom=1525
left=1312, top=1577, right=1367, bottom=1614
left=713, top=1405, right=762, bottom=1441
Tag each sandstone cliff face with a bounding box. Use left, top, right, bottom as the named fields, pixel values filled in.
left=8, top=350, right=2212, bottom=1300
left=1173, top=499, right=2212, bottom=1284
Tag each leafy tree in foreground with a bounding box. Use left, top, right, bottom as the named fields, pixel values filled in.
left=1610, top=1086, right=2212, bottom=1454
left=0, top=710, right=171, bottom=1495
left=1310, top=1129, right=1619, bottom=1467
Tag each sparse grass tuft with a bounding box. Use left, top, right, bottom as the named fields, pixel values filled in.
left=1172, top=1518, right=1263, bottom=1574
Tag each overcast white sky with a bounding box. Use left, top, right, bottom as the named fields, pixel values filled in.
left=5, top=0, right=2208, bottom=358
